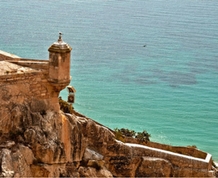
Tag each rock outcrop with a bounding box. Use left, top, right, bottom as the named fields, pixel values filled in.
left=0, top=43, right=217, bottom=177
left=0, top=101, right=216, bottom=177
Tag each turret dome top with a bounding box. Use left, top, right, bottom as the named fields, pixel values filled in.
left=48, top=33, right=72, bottom=53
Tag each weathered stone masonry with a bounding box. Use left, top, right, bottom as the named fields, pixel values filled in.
left=0, top=71, right=48, bottom=98
left=0, top=34, right=72, bottom=135
left=1, top=34, right=71, bottom=103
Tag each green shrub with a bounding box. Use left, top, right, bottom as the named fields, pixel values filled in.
left=114, top=128, right=125, bottom=142
left=136, top=130, right=151, bottom=143
left=119, top=128, right=136, bottom=137
left=114, top=128, right=151, bottom=143
left=187, top=145, right=197, bottom=149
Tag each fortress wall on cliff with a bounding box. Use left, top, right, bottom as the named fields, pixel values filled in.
left=0, top=72, right=50, bottom=100
left=0, top=71, right=61, bottom=135
left=0, top=50, right=59, bottom=110
left=13, top=58, right=49, bottom=71
left=0, top=41, right=216, bottom=176
left=0, top=50, right=20, bottom=61
left=0, top=50, right=49, bottom=71
left=126, top=137, right=207, bottom=159
left=125, top=143, right=213, bottom=177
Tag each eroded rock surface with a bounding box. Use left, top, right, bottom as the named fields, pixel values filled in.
left=0, top=101, right=216, bottom=177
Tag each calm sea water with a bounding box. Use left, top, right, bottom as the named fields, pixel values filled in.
left=1, top=0, right=218, bottom=161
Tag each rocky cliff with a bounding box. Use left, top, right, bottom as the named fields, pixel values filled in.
left=0, top=99, right=217, bottom=177
left=0, top=47, right=217, bottom=177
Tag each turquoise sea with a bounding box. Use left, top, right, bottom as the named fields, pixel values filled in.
left=1, top=0, right=218, bottom=161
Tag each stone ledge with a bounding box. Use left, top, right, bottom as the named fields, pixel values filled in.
left=0, top=50, right=20, bottom=61
left=126, top=143, right=212, bottom=170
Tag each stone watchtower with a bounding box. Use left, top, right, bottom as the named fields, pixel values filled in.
left=48, top=33, right=72, bottom=91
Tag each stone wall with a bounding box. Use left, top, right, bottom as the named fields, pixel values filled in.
left=68, top=114, right=214, bottom=177
left=125, top=143, right=212, bottom=177
left=0, top=50, right=20, bottom=61
left=14, top=58, right=49, bottom=72
left=0, top=50, right=69, bottom=137
left=0, top=72, right=51, bottom=100
left=126, top=137, right=207, bottom=159
left=0, top=70, right=61, bottom=135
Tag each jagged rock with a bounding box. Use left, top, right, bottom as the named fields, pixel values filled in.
left=105, top=155, right=141, bottom=177
left=11, top=145, right=34, bottom=177
left=0, top=39, right=215, bottom=177
left=0, top=103, right=215, bottom=177
left=30, top=164, right=50, bottom=177
left=0, top=141, right=15, bottom=148
left=0, top=149, right=14, bottom=177
left=0, top=144, right=35, bottom=177
left=83, top=148, right=103, bottom=161
left=78, top=166, right=113, bottom=177
left=135, top=157, right=172, bottom=177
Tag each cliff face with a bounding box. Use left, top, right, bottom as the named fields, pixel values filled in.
left=0, top=99, right=112, bottom=177
left=0, top=100, right=216, bottom=177
left=0, top=48, right=217, bottom=177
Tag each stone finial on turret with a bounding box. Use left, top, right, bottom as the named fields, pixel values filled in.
left=48, top=33, right=72, bottom=53
left=58, top=32, right=62, bottom=42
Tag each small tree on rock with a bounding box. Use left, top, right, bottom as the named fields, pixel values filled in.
left=136, top=130, right=151, bottom=143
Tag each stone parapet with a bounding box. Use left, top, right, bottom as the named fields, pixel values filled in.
left=12, top=58, right=49, bottom=72
left=125, top=137, right=207, bottom=159
left=0, top=71, right=51, bottom=101
left=125, top=143, right=212, bottom=177
left=0, top=47, right=69, bottom=114
left=0, top=71, right=41, bottom=82
left=0, top=50, right=20, bottom=61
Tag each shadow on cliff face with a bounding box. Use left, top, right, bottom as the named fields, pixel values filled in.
left=0, top=99, right=216, bottom=177
left=0, top=98, right=113, bottom=177
left=0, top=99, right=71, bottom=177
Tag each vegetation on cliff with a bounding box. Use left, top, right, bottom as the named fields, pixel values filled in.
left=57, top=98, right=218, bottom=177
left=58, top=97, right=152, bottom=144
left=114, top=128, right=151, bottom=143
left=59, top=97, right=152, bottom=143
